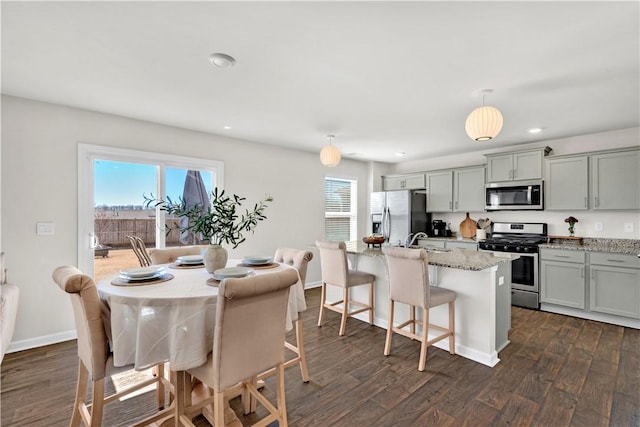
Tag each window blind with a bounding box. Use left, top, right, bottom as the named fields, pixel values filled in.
left=325, top=177, right=357, bottom=241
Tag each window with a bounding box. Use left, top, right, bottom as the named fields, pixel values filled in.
left=324, top=177, right=357, bottom=241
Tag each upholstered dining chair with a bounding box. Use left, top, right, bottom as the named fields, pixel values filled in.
left=149, top=245, right=205, bottom=265
left=382, top=246, right=456, bottom=371
left=176, top=268, right=299, bottom=427
left=256, top=247, right=313, bottom=382
left=51, top=265, right=171, bottom=427
left=125, top=235, right=152, bottom=267
left=315, top=240, right=375, bottom=336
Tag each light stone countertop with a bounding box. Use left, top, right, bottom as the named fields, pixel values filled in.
left=417, top=236, right=479, bottom=244
left=540, top=238, right=640, bottom=255
left=345, top=241, right=518, bottom=271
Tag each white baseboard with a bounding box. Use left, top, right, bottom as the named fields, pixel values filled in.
left=6, top=330, right=77, bottom=354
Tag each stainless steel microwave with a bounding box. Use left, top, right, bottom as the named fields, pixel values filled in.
left=485, top=180, right=544, bottom=211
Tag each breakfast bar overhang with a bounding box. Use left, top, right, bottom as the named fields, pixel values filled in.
left=325, top=243, right=518, bottom=367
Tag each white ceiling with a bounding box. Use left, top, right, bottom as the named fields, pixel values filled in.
left=2, top=1, right=639, bottom=163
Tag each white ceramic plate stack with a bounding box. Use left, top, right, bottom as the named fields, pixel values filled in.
left=176, top=255, right=204, bottom=265
left=212, top=266, right=254, bottom=281
left=119, top=266, right=166, bottom=281
left=242, top=255, right=273, bottom=266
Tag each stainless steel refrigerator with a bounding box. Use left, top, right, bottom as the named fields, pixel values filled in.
left=370, top=190, right=431, bottom=245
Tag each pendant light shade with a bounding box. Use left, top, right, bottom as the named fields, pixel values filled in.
left=465, top=105, right=503, bottom=141
left=320, top=135, right=341, bottom=167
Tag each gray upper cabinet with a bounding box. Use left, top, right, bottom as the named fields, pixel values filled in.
left=545, top=156, right=588, bottom=210
left=590, top=149, right=640, bottom=210
left=453, top=167, right=486, bottom=212
left=426, top=166, right=485, bottom=212
left=425, top=170, right=453, bottom=212
left=485, top=147, right=551, bottom=182
left=382, top=173, right=426, bottom=191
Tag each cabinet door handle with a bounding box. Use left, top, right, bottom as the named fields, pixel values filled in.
left=554, top=255, right=570, bottom=258
left=591, top=269, right=595, bottom=280
left=580, top=267, right=584, bottom=278
left=455, top=201, right=459, bottom=209
left=513, top=169, right=516, bottom=179
left=584, top=197, right=588, bottom=208
left=607, top=259, right=625, bottom=263
left=449, top=201, right=452, bottom=210
left=595, top=196, right=599, bottom=207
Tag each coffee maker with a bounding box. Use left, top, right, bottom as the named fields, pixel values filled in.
left=432, top=220, right=447, bottom=237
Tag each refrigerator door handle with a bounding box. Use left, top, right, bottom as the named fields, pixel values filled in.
left=384, top=207, right=391, bottom=241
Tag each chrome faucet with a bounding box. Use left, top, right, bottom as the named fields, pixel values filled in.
left=404, top=232, right=428, bottom=248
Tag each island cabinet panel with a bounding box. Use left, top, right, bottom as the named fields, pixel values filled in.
left=545, top=156, right=588, bottom=210
left=591, top=149, right=640, bottom=210
left=540, top=260, right=586, bottom=309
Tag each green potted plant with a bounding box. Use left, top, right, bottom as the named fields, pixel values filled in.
left=144, top=188, right=273, bottom=273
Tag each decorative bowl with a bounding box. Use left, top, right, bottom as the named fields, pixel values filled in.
left=362, top=236, right=385, bottom=245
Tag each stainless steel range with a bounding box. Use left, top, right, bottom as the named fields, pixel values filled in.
left=478, top=222, right=548, bottom=310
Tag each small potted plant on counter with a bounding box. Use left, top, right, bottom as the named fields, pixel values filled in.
left=564, top=216, right=579, bottom=236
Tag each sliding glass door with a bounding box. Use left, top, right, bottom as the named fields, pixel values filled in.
left=78, top=144, right=223, bottom=279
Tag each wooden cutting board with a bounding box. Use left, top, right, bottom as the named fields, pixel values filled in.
left=459, top=213, right=477, bottom=238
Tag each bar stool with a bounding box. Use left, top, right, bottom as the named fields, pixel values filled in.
left=316, top=240, right=375, bottom=336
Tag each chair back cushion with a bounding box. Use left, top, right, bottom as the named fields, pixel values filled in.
left=315, top=240, right=348, bottom=287
left=51, top=265, right=109, bottom=379
left=213, top=268, right=299, bottom=390
left=273, top=247, right=313, bottom=285
left=382, top=247, right=429, bottom=307
left=149, top=246, right=204, bottom=264
left=126, top=235, right=152, bottom=267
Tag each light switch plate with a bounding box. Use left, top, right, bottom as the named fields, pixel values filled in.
left=624, top=223, right=634, bottom=233
left=36, top=222, right=55, bottom=236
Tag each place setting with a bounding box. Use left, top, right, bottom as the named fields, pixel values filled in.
left=237, top=255, right=279, bottom=269
left=169, top=254, right=205, bottom=269
left=206, top=266, right=255, bottom=287
left=111, top=266, right=174, bottom=286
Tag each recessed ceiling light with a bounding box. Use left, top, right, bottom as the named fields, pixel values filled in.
left=395, top=151, right=406, bottom=157
left=223, top=126, right=232, bottom=130
left=528, top=128, right=543, bottom=134
left=209, top=53, right=236, bottom=68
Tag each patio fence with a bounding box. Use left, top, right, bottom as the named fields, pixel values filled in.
left=95, top=218, right=182, bottom=247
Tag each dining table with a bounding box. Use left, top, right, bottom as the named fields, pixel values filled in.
left=97, top=259, right=306, bottom=372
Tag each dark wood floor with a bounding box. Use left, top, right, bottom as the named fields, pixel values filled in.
left=2, top=287, right=639, bottom=426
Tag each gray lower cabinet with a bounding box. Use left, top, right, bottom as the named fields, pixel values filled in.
left=541, top=248, right=640, bottom=320
left=540, top=259, right=586, bottom=309
left=589, top=253, right=640, bottom=319
left=445, top=241, right=478, bottom=251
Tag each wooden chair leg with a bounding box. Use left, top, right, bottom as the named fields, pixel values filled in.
left=368, top=282, right=374, bottom=325
left=384, top=300, right=394, bottom=356
left=339, top=287, right=349, bottom=336
left=295, top=320, right=310, bottom=382
left=449, top=300, right=456, bottom=354
left=90, top=378, right=105, bottom=427
left=175, top=370, right=187, bottom=426
left=154, top=363, right=165, bottom=409
left=317, top=283, right=326, bottom=327
left=276, top=364, right=288, bottom=426
left=70, top=362, right=89, bottom=427
left=418, top=308, right=429, bottom=372
left=410, top=305, right=416, bottom=336
left=214, top=390, right=225, bottom=427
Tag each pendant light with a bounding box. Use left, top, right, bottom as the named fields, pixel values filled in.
left=320, top=134, right=341, bottom=167
left=465, top=89, right=503, bottom=142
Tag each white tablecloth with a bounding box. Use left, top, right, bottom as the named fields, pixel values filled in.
left=97, top=260, right=305, bottom=371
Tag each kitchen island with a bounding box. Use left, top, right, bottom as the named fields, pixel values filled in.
left=332, top=242, right=518, bottom=367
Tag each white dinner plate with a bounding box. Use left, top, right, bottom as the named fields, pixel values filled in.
left=119, top=270, right=165, bottom=281
left=213, top=266, right=253, bottom=280
left=176, top=255, right=204, bottom=264
left=119, top=266, right=165, bottom=279
left=243, top=255, right=272, bottom=265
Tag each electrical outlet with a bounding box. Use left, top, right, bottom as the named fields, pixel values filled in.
left=594, top=222, right=603, bottom=231
left=36, top=222, right=55, bottom=235
left=624, top=223, right=634, bottom=233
